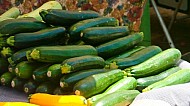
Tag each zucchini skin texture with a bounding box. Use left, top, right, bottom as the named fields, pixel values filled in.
left=0, top=17, right=48, bottom=36
left=96, top=32, right=144, bottom=59
left=40, top=9, right=101, bottom=26
left=73, top=69, right=125, bottom=98
left=91, top=90, right=140, bottom=106
left=35, top=81, right=57, bottom=94
left=26, top=45, right=98, bottom=63
left=111, top=45, right=162, bottom=69
left=0, top=71, right=15, bottom=87
left=126, top=48, right=181, bottom=78
left=7, top=27, right=66, bottom=49
left=11, top=77, right=26, bottom=90
left=143, top=68, right=190, bottom=92
left=61, top=55, right=106, bottom=74
left=81, top=26, right=129, bottom=45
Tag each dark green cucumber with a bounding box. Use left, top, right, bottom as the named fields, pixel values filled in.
left=35, top=81, right=58, bottom=94
left=73, top=69, right=126, bottom=98
left=142, top=68, right=190, bottom=92
left=125, top=48, right=181, bottom=78
left=0, top=17, right=48, bottom=36
left=15, top=61, right=46, bottom=79
left=69, top=17, right=119, bottom=41
left=110, top=45, right=162, bottom=69
left=96, top=32, right=144, bottom=59
left=26, top=45, right=98, bottom=63
left=1, top=47, right=16, bottom=58
left=0, top=57, right=9, bottom=74
left=0, top=36, right=9, bottom=49
left=23, top=80, right=40, bottom=94
left=137, top=66, right=181, bottom=91
left=59, top=69, right=111, bottom=91
left=47, top=64, right=62, bottom=81
left=88, top=77, right=137, bottom=105
left=0, top=72, right=15, bottom=87
left=81, top=26, right=129, bottom=45
left=91, top=90, right=140, bottom=106
left=11, top=77, right=26, bottom=90
left=61, top=55, right=106, bottom=74
left=40, top=9, right=101, bottom=26
left=32, top=64, right=52, bottom=83
left=7, top=27, right=66, bottom=49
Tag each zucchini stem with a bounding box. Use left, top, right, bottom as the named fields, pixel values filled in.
left=61, top=63, right=72, bottom=74
left=6, top=36, right=15, bottom=46
left=30, top=49, right=40, bottom=60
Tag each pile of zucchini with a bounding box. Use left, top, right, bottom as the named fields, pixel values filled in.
left=0, top=1, right=189, bottom=106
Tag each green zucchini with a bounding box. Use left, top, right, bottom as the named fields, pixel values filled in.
left=35, top=81, right=58, bottom=94
left=88, top=77, right=137, bottom=105
left=125, top=48, right=181, bottom=78
left=26, top=45, right=98, bottom=63
left=61, top=55, right=106, bottom=74
left=0, top=17, right=48, bottom=36
left=7, top=27, right=66, bottom=49
left=0, top=72, right=15, bottom=87
left=110, top=45, right=162, bottom=69
left=81, top=26, right=129, bottom=45
left=0, top=57, right=9, bottom=74
left=40, top=9, right=101, bottom=26
left=23, top=80, right=40, bottom=95
left=11, top=77, right=26, bottom=90
left=69, top=17, right=119, bottom=42
left=73, top=69, right=126, bottom=98
left=15, top=61, right=46, bottom=79
left=47, top=64, right=62, bottom=81
left=1, top=47, right=16, bottom=58
left=0, top=7, right=20, bottom=18
left=136, top=66, right=181, bottom=91
left=59, top=69, right=111, bottom=91
left=53, top=87, right=72, bottom=95
left=96, top=32, right=144, bottom=59
left=142, top=68, right=190, bottom=92
left=91, top=90, right=140, bottom=106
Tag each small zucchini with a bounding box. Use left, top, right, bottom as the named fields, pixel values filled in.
left=11, top=77, right=26, bottom=90
left=60, top=55, right=106, bottom=74
left=96, top=32, right=144, bottom=59
left=91, top=90, right=140, bottom=106
left=47, top=64, right=62, bottom=81
left=40, top=9, right=101, bottom=26
left=26, top=45, right=98, bottom=63
left=23, top=80, right=40, bottom=95
left=125, top=48, right=181, bottom=78
left=143, top=68, right=190, bottom=92
left=73, top=69, right=126, bottom=98
left=0, top=72, right=15, bottom=87
left=35, top=81, right=58, bottom=94
left=81, top=26, right=129, bottom=45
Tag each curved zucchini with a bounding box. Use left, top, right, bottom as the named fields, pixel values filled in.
left=40, top=9, right=101, bottom=26
left=143, top=68, right=190, bottom=92
left=7, top=27, right=66, bottom=49
left=61, top=55, right=106, bottom=74
left=110, top=45, right=162, bottom=69
left=96, top=32, right=144, bottom=59
left=23, top=80, right=40, bottom=95
left=125, top=48, right=181, bottom=78
left=73, top=69, right=126, bottom=98
left=0, top=72, right=15, bottom=87
left=26, top=45, right=97, bottom=63
left=81, top=26, right=129, bottom=45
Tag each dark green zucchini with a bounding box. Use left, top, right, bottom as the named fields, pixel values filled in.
left=0, top=72, right=15, bottom=87
left=6, top=27, right=66, bottom=49
left=47, top=64, right=62, bottom=81
left=0, top=57, right=9, bottom=74
left=26, top=45, right=98, bottom=63
left=137, top=66, right=181, bottom=91
left=125, top=48, right=181, bottom=78
left=23, top=80, right=40, bottom=94
left=11, top=77, right=26, bottom=90
left=73, top=69, right=126, bottom=98
left=53, top=87, right=72, bottom=95
left=35, top=81, right=58, bottom=94
left=0, top=17, right=48, bottom=36
left=96, top=32, right=144, bottom=59
left=61, top=55, right=106, bottom=74
left=110, top=45, right=162, bottom=69
left=81, top=26, right=129, bottom=45
left=40, top=9, right=101, bottom=26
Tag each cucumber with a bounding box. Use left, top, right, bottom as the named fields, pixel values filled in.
left=7, top=27, right=66, bottom=49
left=60, top=55, right=106, bottom=74
left=40, top=9, right=101, bottom=26
left=91, top=90, right=140, bottom=106
left=137, top=66, right=181, bottom=91
left=18, top=1, right=62, bottom=21
left=47, top=64, right=62, bottom=81
left=81, top=26, right=129, bottom=45
left=60, top=69, right=111, bottom=91
left=142, top=68, right=190, bottom=92
left=26, top=45, right=98, bottom=63
left=73, top=69, right=126, bottom=98
left=0, top=7, right=20, bottom=18
left=11, top=77, right=26, bottom=90
left=15, top=61, right=46, bottom=79
left=1, top=47, right=16, bottom=58
left=125, top=48, right=181, bottom=78
left=0, top=17, right=49, bottom=36
left=0, top=57, right=9, bottom=74
left=88, top=77, right=137, bottom=105
left=96, top=32, right=144, bottom=59
left=23, top=80, right=40, bottom=94
left=69, top=17, right=119, bottom=41
left=110, top=45, right=162, bottom=69
left=0, top=72, right=15, bottom=87
left=35, top=81, right=58, bottom=94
